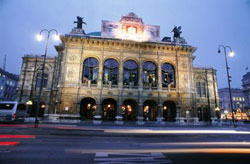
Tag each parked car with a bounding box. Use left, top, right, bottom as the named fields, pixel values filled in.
left=0, top=101, right=27, bottom=123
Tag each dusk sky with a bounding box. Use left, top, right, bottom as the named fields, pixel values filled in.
left=0, top=0, right=250, bottom=89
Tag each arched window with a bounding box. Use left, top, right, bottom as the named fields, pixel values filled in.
left=103, top=59, right=119, bottom=85
left=162, top=63, right=175, bottom=88
left=143, top=61, right=157, bottom=87
left=123, top=60, right=138, bottom=86
left=36, top=72, right=48, bottom=88
left=82, top=57, right=99, bottom=84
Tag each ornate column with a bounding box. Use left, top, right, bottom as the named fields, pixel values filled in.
left=138, top=50, right=143, bottom=91
left=93, top=102, right=102, bottom=124
left=137, top=50, right=144, bottom=124
left=136, top=95, right=144, bottom=125
left=118, top=50, right=123, bottom=89
left=97, top=60, right=103, bottom=88
left=156, top=98, right=164, bottom=124
left=97, top=47, right=104, bottom=88
left=115, top=50, right=124, bottom=124
left=115, top=103, right=124, bottom=124
left=157, top=52, right=162, bottom=91
left=175, top=46, right=181, bottom=123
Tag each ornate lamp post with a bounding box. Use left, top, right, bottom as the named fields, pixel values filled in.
left=34, top=29, right=59, bottom=128
left=218, top=45, right=235, bottom=127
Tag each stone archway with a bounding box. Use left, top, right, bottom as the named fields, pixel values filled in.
left=197, top=106, right=210, bottom=122
left=80, top=97, right=96, bottom=119
left=122, top=99, right=138, bottom=121
left=30, top=101, right=45, bottom=117
left=102, top=98, right=117, bottom=121
left=163, top=101, right=176, bottom=122
left=143, top=100, right=158, bottom=121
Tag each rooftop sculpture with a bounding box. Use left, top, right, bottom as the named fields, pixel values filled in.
left=74, top=16, right=86, bottom=29
left=171, top=26, right=186, bottom=44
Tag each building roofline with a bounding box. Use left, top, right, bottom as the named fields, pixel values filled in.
left=0, top=68, right=19, bottom=80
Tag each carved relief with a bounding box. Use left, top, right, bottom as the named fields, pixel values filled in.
left=181, top=62, right=188, bottom=70
left=65, top=66, right=78, bottom=82
left=108, top=91, right=113, bottom=95
left=69, top=55, right=76, bottom=61
left=181, top=74, right=189, bottom=88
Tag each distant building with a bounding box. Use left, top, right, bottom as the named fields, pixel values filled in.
left=219, top=88, right=246, bottom=112
left=242, top=72, right=250, bottom=108
left=218, top=88, right=249, bottom=120
left=0, top=68, right=19, bottom=101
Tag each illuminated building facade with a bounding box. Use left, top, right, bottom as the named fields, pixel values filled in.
left=219, top=88, right=249, bottom=120
left=17, top=13, right=219, bottom=124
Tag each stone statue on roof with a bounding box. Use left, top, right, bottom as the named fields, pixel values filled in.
left=171, top=26, right=186, bottom=44
left=74, top=16, right=86, bottom=29
left=172, top=26, right=182, bottom=39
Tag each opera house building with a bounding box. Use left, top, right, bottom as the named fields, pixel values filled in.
left=17, top=13, right=219, bottom=124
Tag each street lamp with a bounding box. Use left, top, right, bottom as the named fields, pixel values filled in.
left=34, top=29, right=59, bottom=128
left=218, top=45, right=235, bottom=127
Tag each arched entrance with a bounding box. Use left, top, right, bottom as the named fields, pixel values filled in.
left=30, top=101, right=45, bottom=117
left=39, top=102, right=45, bottom=117
left=102, top=98, right=117, bottom=120
left=122, top=99, right=137, bottom=121
left=197, top=106, right=210, bottom=121
left=80, top=98, right=96, bottom=119
left=163, top=101, right=176, bottom=122
left=143, top=100, right=157, bottom=121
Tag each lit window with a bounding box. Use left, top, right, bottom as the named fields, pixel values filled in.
left=82, top=57, right=99, bottom=84
left=127, top=26, right=136, bottom=34
left=143, top=61, right=157, bottom=87
left=162, top=63, right=175, bottom=88
left=123, top=60, right=138, bottom=86
left=233, top=97, right=236, bottom=101
left=103, top=59, right=119, bottom=85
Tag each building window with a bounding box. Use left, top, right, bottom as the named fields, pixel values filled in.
left=103, top=59, right=119, bottom=85
left=143, top=61, right=157, bottom=87
left=36, top=73, right=48, bottom=88
left=196, top=82, right=206, bottom=97
left=82, top=57, right=99, bottom=84
left=123, top=60, right=138, bottom=86
left=162, top=63, right=175, bottom=88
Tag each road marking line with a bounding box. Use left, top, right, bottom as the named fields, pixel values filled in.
left=93, top=152, right=172, bottom=164
left=95, top=152, right=108, bottom=157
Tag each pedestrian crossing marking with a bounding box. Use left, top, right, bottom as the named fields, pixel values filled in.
left=94, top=152, right=172, bottom=164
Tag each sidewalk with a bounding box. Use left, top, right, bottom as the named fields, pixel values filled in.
left=24, top=117, right=250, bottom=129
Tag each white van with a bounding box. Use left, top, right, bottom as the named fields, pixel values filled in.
left=0, top=101, right=27, bottom=122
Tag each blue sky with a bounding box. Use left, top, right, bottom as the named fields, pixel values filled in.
left=0, top=0, right=250, bottom=88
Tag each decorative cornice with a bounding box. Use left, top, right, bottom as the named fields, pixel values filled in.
left=60, top=35, right=196, bottom=53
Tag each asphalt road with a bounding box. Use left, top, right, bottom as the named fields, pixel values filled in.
left=1, top=123, right=250, bottom=164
